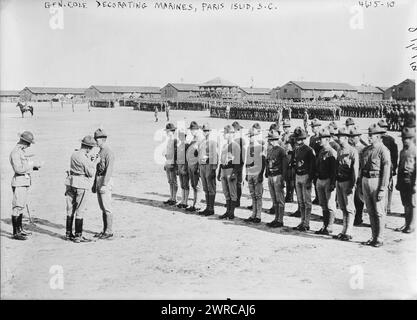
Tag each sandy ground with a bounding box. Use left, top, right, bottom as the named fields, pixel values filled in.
left=0, top=101, right=416, bottom=300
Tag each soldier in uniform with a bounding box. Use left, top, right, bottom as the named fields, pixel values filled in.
left=303, top=110, right=309, bottom=134
left=92, top=128, right=115, bottom=240
left=185, top=121, right=202, bottom=212
left=346, top=118, right=368, bottom=146
left=199, top=123, right=218, bottom=216
left=218, top=125, right=241, bottom=220
left=10, top=131, right=42, bottom=240
left=176, top=128, right=190, bottom=209
left=165, top=102, right=171, bottom=122
left=359, top=124, right=391, bottom=247
left=377, top=119, right=398, bottom=215
left=154, top=104, right=158, bottom=122
left=232, top=121, right=246, bottom=207
left=244, top=127, right=266, bottom=223
left=314, top=129, right=337, bottom=236
left=395, top=127, right=416, bottom=233
left=281, top=119, right=295, bottom=202
left=65, top=136, right=99, bottom=242
left=163, top=123, right=178, bottom=206
left=309, top=118, right=322, bottom=205
left=292, top=128, right=316, bottom=231
left=265, top=131, right=288, bottom=228
left=349, top=127, right=366, bottom=226
left=333, top=127, right=359, bottom=241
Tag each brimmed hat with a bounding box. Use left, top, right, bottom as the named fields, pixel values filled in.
left=189, top=121, right=200, bottom=130
left=268, top=131, right=280, bottom=141
left=94, top=128, right=107, bottom=139
left=377, top=119, right=389, bottom=128
left=294, top=128, right=307, bottom=139
left=318, top=128, right=331, bottom=138
left=345, top=118, right=355, bottom=126
left=282, top=119, right=291, bottom=128
left=269, top=123, right=278, bottom=131
left=310, top=118, right=321, bottom=127
left=328, top=121, right=338, bottom=130
left=232, top=121, right=243, bottom=129
left=368, top=124, right=386, bottom=135
left=405, top=117, right=416, bottom=128
left=165, top=123, right=177, bottom=131
left=223, top=125, right=235, bottom=134
left=336, top=127, right=350, bottom=137
left=349, top=126, right=362, bottom=136
left=81, top=135, right=97, bottom=147
left=201, top=123, right=211, bottom=132
left=20, top=131, right=35, bottom=144
left=252, top=123, right=261, bottom=130
left=401, top=127, right=415, bottom=138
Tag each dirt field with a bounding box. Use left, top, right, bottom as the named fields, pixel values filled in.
left=1, top=102, right=415, bottom=299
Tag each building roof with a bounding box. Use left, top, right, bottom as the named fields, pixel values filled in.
left=288, top=81, right=357, bottom=91
left=22, top=87, right=86, bottom=95
left=200, top=77, right=237, bottom=87
left=0, top=90, right=20, bottom=96
left=376, top=86, right=391, bottom=92
left=355, top=85, right=384, bottom=94
left=90, top=85, right=160, bottom=94
left=165, top=83, right=200, bottom=92
left=397, top=78, right=416, bottom=86
left=240, top=87, right=272, bottom=95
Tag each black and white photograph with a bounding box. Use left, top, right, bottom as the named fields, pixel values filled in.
left=0, top=0, right=416, bottom=303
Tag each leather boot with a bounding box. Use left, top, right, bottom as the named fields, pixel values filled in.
left=219, top=200, right=230, bottom=219
left=100, top=214, right=114, bottom=239
left=227, top=201, right=236, bottom=220
left=65, top=215, right=75, bottom=240
left=18, top=214, right=31, bottom=236
left=73, top=218, right=92, bottom=243
left=199, top=194, right=210, bottom=215
left=95, top=212, right=107, bottom=237
left=12, top=216, right=26, bottom=240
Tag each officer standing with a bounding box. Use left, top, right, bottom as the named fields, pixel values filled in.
left=218, top=125, right=241, bottom=220
left=292, top=128, right=316, bottom=231
left=176, top=128, right=190, bottom=209
left=232, top=121, right=246, bottom=207
left=154, top=104, right=159, bottom=122
left=377, top=119, right=398, bottom=215
left=265, top=131, right=288, bottom=228
left=93, top=128, right=115, bottom=239
left=185, top=121, right=202, bottom=212
left=334, top=127, right=359, bottom=241
left=163, top=123, right=178, bottom=206
left=199, top=123, right=218, bottom=216
left=309, top=118, right=322, bottom=205
left=9, top=131, right=42, bottom=240
left=65, top=136, right=99, bottom=243
left=165, top=102, right=171, bottom=122
left=395, top=127, right=416, bottom=233
left=303, top=110, right=309, bottom=134
left=244, top=127, right=266, bottom=223
left=314, top=128, right=337, bottom=236
left=281, top=119, right=295, bottom=202
left=359, top=124, right=391, bottom=247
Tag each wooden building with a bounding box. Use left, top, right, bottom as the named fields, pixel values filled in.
left=0, top=90, right=20, bottom=102
left=376, top=86, right=393, bottom=100
left=355, top=85, right=384, bottom=100
left=19, top=87, right=86, bottom=102
left=279, top=81, right=358, bottom=101
left=269, top=87, right=281, bottom=100
left=85, top=85, right=161, bottom=102
left=199, top=77, right=239, bottom=99
left=391, top=79, right=415, bottom=101
left=239, top=87, right=272, bottom=101
left=160, top=83, right=200, bottom=100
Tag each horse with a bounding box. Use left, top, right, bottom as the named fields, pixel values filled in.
left=16, top=102, right=34, bottom=118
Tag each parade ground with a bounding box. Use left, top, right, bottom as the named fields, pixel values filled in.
left=0, top=102, right=415, bottom=299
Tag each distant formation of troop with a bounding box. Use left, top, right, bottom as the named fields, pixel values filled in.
left=161, top=115, right=416, bottom=247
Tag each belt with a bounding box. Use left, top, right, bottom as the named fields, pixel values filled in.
left=362, top=170, right=380, bottom=178
left=70, top=171, right=84, bottom=176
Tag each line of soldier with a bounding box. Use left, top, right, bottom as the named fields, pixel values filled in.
left=162, top=116, right=416, bottom=247
left=9, top=128, right=115, bottom=243
left=134, top=100, right=209, bottom=113
left=385, top=102, right=416, bottom=131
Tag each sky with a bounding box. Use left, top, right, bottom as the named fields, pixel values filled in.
left=0, top=0, right=416, bottom=90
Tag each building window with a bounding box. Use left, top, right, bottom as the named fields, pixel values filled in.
left=295, top=88, right=299, bottom=93
left=283, top=89, right=288, bottom=93
left=399, top=87, right=403, bottom=92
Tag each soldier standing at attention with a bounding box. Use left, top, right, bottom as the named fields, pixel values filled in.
left=176, top=128, right=190, bottom=209
left=165, top=102, right=171, bottom=122
left=309, top=118, right=322, bottom=205
left=154, top=104, right=159, bottom=122
left=244, top=127, right=266, bottom=223
left=218, top=125, right=241, bottom=220
left=232, top=121, right=246, bottom=207
left=93, top=128, right=115, bottom=240
left=265, top=131, right=288, bottom=228
left=359, top=124, right=391, bottom=247
left=349, top=127, right=366, bottom=226
left=199, top=123, right=218, bottom=216
left=163, top=123, right=178, bottom=206
left=333, top=127, right=359, bottom=241
left=292, top=128, right=316, bottom=231
left=65, top=136, right=99, bottom=243
left=10, top=131, right=42, bottom=240
left=185, top=121, right=202, bottom=212
left=377, top=119, right=398, bottom=215
left=303, top=110, right=309, bottom=134
left=346, top=118, right=368, bottom=146
left=314, top=129, right=337, bottom=236
left=275, top=107, right=282, bottom=133
left=395, top=127, right=416, bottom=233
left=281, top=119, right=295, bottom=202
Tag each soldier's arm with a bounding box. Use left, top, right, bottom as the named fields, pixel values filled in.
left=351, top=149, right=359, bottom=187
left=379, top=148, right=391, bottom=191
left=308, top=148, right=316, bottom=180
left=103, top=150, right=115, bottom=185
left=281, top=149, right=288, bottom=181
left=11, top=152, right=33, bottom=174
left=329, top=150, right=337, bottom=188
left=392, top=140, right=398, bottom=175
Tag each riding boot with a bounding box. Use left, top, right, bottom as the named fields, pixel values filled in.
left=65, top=215, right=75, bottom=240
left=200, top=194, right=210, bottom=215
left=12, top=216, right=26, bottom=240
left=228, top=201, right=236, bottom=219
left=18, top=214, right=31, bottom=236
left=100, top=214, right=114, bottom=239
left=219, top=200, right=230, bottom=219
left=73, top=218, right=92, bottom=243
left=204, top=194, right=215, bottom=216
left=236, top=185, right=242, bottom=207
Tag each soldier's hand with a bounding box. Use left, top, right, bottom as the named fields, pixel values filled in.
left=329, top=184, right=335, bottom=192
left=395, top=183, right=400, bottom=191
left=377, top=190, right=385, bottom=201
left=217, top=174, right=221, bottom=182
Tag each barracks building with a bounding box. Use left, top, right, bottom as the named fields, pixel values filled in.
left=160, top=83, right=200, bottom=100
left=19, top=87, right=86, bottom=102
